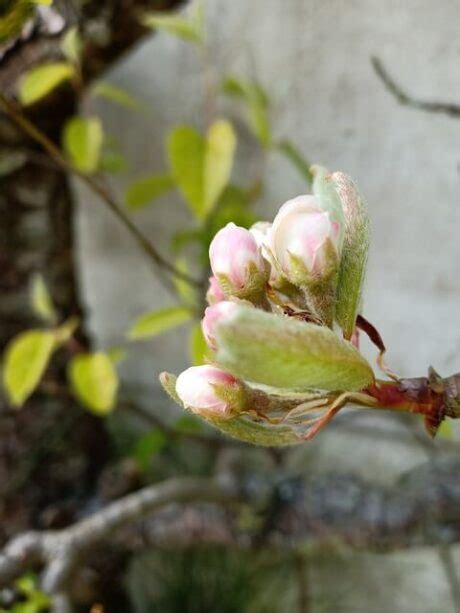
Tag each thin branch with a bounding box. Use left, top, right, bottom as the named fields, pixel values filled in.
left=0, top=477, right=237, bottom=596
left=372, top=56, right=460, bottom=118
left=0, top=93, right=202, bottom=290
left=439, top=545, right=460, bottom=613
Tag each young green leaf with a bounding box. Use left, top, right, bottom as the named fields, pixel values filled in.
left=128, top=306, right=192, bottom=340
left=30, top=274, right=57, bottom=324
left=125, top=174, right=174, bottom=210
left=68, top=352, right=118, bottom=415
left=142, top=13, right=203, bottom=44
left=332, top=172, right=371, bottom=339
left=203, top=119, right=236, bottom=215
left=214, top=305, right=374, bottom=391
left=61, top=27, right=82, bottom=66
left=63, top=116, right=103, bottom=174
left=19, top=62, right=74, bottom=106
left=189, top=323, right=212, bottom=365
left=91, top=82, right=142, bottom=111
left=133, top=429, right=168, bottom=471
left=3, top=330, right=56, bottom=407
left=222, top=76, right=271, bottom=146
left=167, top=125, right=206, bottom=219
left=277, top=140, right=313, bottom=186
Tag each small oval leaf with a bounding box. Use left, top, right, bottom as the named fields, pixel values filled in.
left=215, top=305, right=374, bottom=392
left=204, top=119, right=236, bottom=215
left=30, top=274, right=57, bottom=324
left=125, top=174, right=174, bottom=210
left=69, top=352, right=118, bottom=415
left=167, top=125, right=205, bottom=218
left=63, top=116, right=103, bottom=174
left=19, top=62, right=74, bottom=106
left=128, top=307, right=192, bottom=340
left=3, top=330, right=56, bottom=407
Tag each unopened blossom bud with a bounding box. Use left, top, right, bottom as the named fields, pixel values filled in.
left=209, top=223, right=267, bottom=299
left=206, top=275, right=226, bottom=305
left=175, top=365, right=245, bottom=419
left=269, top=195, right=342, bottom=288
left=201, top=300, right=240, bottom=350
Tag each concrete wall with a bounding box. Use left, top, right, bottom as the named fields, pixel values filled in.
left=76, top=1, right=460, bottom=610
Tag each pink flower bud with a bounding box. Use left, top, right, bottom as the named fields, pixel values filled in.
left=209, top=223, right=267, bottom=297
left=269, top=195, right=341, bottom=287
left=175, top=365, right=244, bottom=419
left=206, top=276, right=226, bottom=305
left=201, top=300, right=239, bottom=350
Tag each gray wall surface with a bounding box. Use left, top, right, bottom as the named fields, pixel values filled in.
left=76, top=1, right=460, bottom=610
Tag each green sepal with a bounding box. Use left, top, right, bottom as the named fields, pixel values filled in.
left=332, top=172, right=370, bottom=339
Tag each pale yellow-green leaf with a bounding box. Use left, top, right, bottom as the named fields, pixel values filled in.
left=215, top=305, right=374, bottom=392
left=69, top=352, right=118, bottom=415
left=3, top=330, right=56, bottom=407
left=32, top=0, right=52, bottom=4
left=203, top=119, right=236, bottom=215
left=437, top=420, right=454, bottom=439
left=125, top=174, right=174, bottom=210
left=91, top=82, right=142, bottom=111
left=53, top=317, right=78, bottom=345
left=167, top=125, right=206, bottom=219
left=63, top=116, right=103, bottom=174
left=19, top=62, right=74, bottom=106
left=142, top=14, right=202, bottom=44
left=30, top=274, right=57, bottom=324
left=61, top=27, right=82, bottom=66
left=128, top=307, right=192, bottom=340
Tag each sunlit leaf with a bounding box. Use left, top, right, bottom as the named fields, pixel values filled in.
left=92, top=82, right=142, bottom=111
left=19, top=62, right=74, bottom=106
left=3, top=330, right=55, bottom=407
left=167, top=125, right=206, bottom=218
left=214, top=304, right=374, bottom=391
left=277, top=140, right=313, bottom=185
left=125, top=174, right=174, bottom=210
left=142, top=13, right=203, bottom=44
left=437, top=420, right=454, bottom=439
left=203, top=119, right=236, bottom=215
left=128, top=306, right=192, bottom=340
left=68, top=352, right=118, bottom=415
left=63, top=116, right=103, bottom=174
left=30, top=274, right=57, bottom=324
left=61, top=27, right=82, bottom=65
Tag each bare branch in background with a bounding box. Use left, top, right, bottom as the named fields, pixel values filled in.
left=3, top=457, right=460, bottom=608
left=372, top=56, right=460, bottom=118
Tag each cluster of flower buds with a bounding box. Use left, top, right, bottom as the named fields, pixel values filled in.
left=167, top=166, right=372, bottom=434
